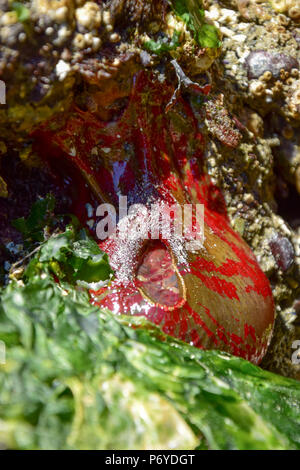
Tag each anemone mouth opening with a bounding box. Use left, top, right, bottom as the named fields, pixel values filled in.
left=136, top=240, right=186, bottom=311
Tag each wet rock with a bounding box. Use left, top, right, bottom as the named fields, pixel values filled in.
left=245, top=50, right=299, bottom=79
left=269, top=234, right=295, bottom=271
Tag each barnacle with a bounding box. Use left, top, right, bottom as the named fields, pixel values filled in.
left=269, top=0, right=300, bottom=20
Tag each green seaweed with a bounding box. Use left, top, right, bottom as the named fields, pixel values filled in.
left=172, top=0, right=221, bottom=48
left=144, top=31, right=181, bottom=56
left=12, top=194, right=55, bottom=243
left=11, top=2, right=30, bottom=22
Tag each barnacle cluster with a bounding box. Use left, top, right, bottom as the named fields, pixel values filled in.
left=269, top=0, right=300, bottom=21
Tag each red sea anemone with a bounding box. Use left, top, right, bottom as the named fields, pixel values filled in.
left=35, top=70, right=275, bottom=364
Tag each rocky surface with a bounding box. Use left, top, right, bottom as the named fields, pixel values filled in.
left=0, top=0, right=300, bottom=378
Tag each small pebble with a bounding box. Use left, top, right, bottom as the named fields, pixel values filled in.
left=245, top=50, right=299, bottom=79
left=269, top=235, right=295, bottom=271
